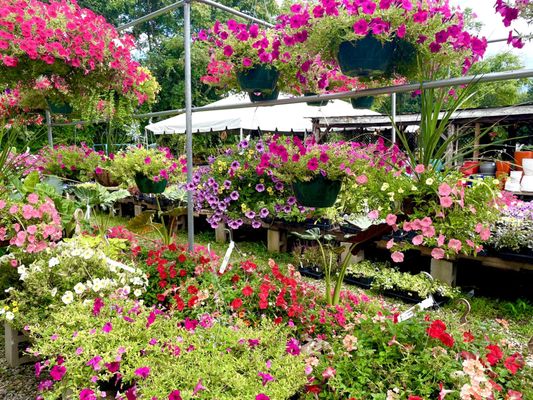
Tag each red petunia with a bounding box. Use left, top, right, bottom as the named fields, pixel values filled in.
left=242, top=286, right=254, bottom=297
left=156, top=294, right=166, bottom=302
left=188, top=295, right=198, bottom=308
left=178, top=253, right=187, bottom=263
left=504, top=353, right=524, bottom=375
left=463, top=331, right=475, bottom=343
left=408, top=396, right=423, bottom=400
left=187, top=285, right=198, bottom=295
left=486, top=344, right=503, bottom=366
left=231, top=298, right=243, bottom=310
left=179, top=269, right=187, bottom=277
left=427, top=320, right=447, bottom=338
left=438, top=332, right=454, bottom=348
left=231, top=274, right=240, bottom=283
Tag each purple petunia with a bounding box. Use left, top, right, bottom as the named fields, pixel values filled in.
left=255, top=184, right=265, bottom=192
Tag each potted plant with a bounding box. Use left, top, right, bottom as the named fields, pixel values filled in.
left=107, top=146, right=181, bottom=194
left=266, top=136, right=358, bottom=208
left=199, top=22, right=290, bottom=102
left=37, top=143, right=101, bottom=182
left=0, top=0, right=160, bottom=125
left=280, top=1, right=487, bottom=80
left=514, top=144, right=533, bottom=171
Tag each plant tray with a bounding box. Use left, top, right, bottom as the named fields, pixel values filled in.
left=298, top=266, right=324, bottom=280
left=343, top=275, right=374, bottom=289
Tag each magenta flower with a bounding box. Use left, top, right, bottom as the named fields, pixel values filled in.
left=86, top=356, right=102, bottom=371
left=242, top=57, right=253, bottom=67
left=134, top=366, right=151, bottom=379
left=307, top=157, right=319, bottom=171
left=79, top=388, right=97, bottom=400
left=102, top=322, right=113, bottom=333
left=353, top=19, right=369, bottom=35
left=258, top=371, right=274, bottom=386
left=223, top=45, right=234, bottom=57
left=169, top=390, right=182, bottom=400
left=92, top=297, right=104, bottom=316
left=286, top=338, right=301, bottom=355
left=193, top=379, right=206, bottom=395
left=256, top=395, right=270, bottom=400
left=50, top=365, right=66, bottom=381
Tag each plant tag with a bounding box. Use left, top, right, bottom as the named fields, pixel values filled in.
left=397, top=296, right=436, bottom=323
left=219, top=240, right=235, bottom=274
left=105, top=257, right=136, bottom=273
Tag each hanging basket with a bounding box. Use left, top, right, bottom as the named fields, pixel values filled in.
left=47, top=100, right=73, bottom=114
left=304, top=93, right=329, bottom=107
left=350, top=96, right=374, bottom=109
left=292, top=175, right=342, bottom=208
left=134, top=174, right=167, bottom=194
left=95, top=169, right=119, bottom=187
left=237, top=65, right=279, bottom=92
left=248, top=88, right=279, bottom=102
left=337, top=36, right=396, bottom=78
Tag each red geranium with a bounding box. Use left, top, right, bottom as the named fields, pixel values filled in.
left=242, top=286, right=254, bottom=297
left=504, top=353, right=525, bottom=375
left=231, top=298, right=243, bottom=310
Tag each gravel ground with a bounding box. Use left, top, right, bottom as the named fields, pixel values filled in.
left=0, top=325, right=38, bottom=400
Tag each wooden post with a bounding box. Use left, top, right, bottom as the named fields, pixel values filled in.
left=267, top=228, right=287, bottom=252
left=473, top=123, right=481, bottom=161
left=430, top=259, right=457, bottom=286
left=133, top=204, right=142, bottom=217
left=215, top=223, right=227, bottom=243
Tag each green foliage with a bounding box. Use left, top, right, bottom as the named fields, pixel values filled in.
left=31, top=298, right=306, bottom=400
left=466, top=52, right=526, bottom=108
left=0, top=235, right=146, bottom=330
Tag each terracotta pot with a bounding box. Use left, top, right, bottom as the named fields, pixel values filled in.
left=459, top=161, right=479, bottom=176
left=514, top=151, right=533, bottom=171
left=496, top=160, right=511, bottom=174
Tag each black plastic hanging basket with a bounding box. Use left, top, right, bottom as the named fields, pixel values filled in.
left=350, top=96, right=374, bottom=109
left=304, top=93, right=329, bottom=107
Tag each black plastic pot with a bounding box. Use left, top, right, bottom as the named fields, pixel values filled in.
left=237, top=65, right=279, bottom=92
left=343, top=275, right=374, bottom=289
left=292, top=176, right=342, bottom=208
left=299, top=266, right=324, bottom=280
left=47, top=100, right=73, bottom=114
left=304, top=218, right=333, bottom=231
left=479, top=161, right=496, bottom=176
left=337, top=36, right=395, bottom=77
left=350, top=96, right=374, bottom=109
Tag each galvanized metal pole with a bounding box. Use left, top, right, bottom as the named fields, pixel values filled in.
left=195, top=0, right=274, bottom=27
left=117, top=1, right=185, bottom=31
left=184, top=0, right=194, bottom=251
left=45, top=109, right=53, bottom=148
left=391, top=93, right=397, bottom=144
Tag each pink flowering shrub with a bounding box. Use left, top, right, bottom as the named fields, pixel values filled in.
left=0, top=0, right=159, bottom=123
left=0, top=192, right=62, bottom=253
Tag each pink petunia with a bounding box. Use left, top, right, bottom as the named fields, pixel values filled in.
left=448, top=239, right=462, bottom=253
left=431, top=248, right=445, bottom=260
left=439, top=196, right=453, bottom=208
left=438, top=183, right=452, bottom=197
left=412, top=234, right=424, bottom=246
left=385, top=214, right=397, bottom=226
left=391, top=251, right=404, bottom=263
left=134, top=366, right=151, bottom=379
left=414, top=164, right=425, bottom=174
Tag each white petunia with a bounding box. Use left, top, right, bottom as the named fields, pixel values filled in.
left=17, top=265, right=28, bottom=281
left=5, top=311, right=14, bottom=321
left=61, top=291, right=74, bottom=305
left=134, top=289, right=142, bottom=297
left=48, top=257, right=60, bottom=268
left=122, top=285, right=131, bottom=295
left=82, top=249, right=94, bottom=260
left=73, top=283, right=86, bottom=295
left=51, top=287, right=58, bottom=297
left=425, top=178, right=434, bottom=185
left=380, top=183, right=390, bottom=191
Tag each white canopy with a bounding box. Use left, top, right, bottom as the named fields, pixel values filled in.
left=145, top=93, right=380, bottom=135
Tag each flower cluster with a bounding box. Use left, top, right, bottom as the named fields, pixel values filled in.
left=107, top=145, right=185, bottom=186
left=0, top=0, right=159, bottom=123
left=37, top=143, right=101, bottom=182
left=0, top=192, right=62, bottom=253
left=278, top=0, right=487, bottom=77
left=192, top=139, right=310, bottom=229
left=494, top=0, right=531, bottom=48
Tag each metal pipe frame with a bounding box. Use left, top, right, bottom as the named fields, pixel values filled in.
left=184, top=0, right=194, bottom=251
left=117, top=1, right=185, bottom=31
left=136, top=69, right=533, bottom=118
left=194, top=0, right=274, bottom=27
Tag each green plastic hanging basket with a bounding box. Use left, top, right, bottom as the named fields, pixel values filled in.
left=304, top=93, right=329, bottom=107
left=237, top=65, right=280, bottom=92
left=351, top=96, right=374, bottom=109
left=47, top=100, right=73, bottom=114
left=292, top=175, right=342, bottom=208
left=135, top=174, right=168, bottom=194
left=337, top=36, right=395, bottom=78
